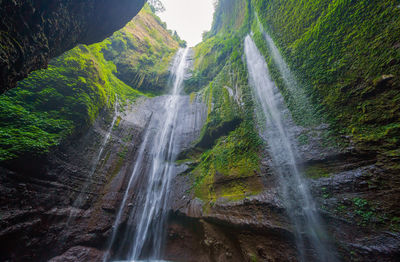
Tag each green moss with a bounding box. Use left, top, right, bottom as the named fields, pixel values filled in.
left=249, top=253, right=259, bottom=262
left=334, top=197, right=383, bottom=227
left=205, top=0, right=250, bottom=39
left=189, top=92, right=196, bottom=104
left=252, top=0, right=400, bottom=153
left=186, top=0, right=267, bottom=205
left=175, top=158, right=194, bottom=165
left=114, top=116, right=122, bottom=128
left=191, top=0, right=250, bottom=86
left=117, top=146, right=129, bottom=159
left=103, top=4, right=180, bottom=94
left=191, top=121, right=263, bottom=203
left=297, top=133, right=310, bottom=145
left=390, top=217, right=400, bottom=232
left=0, top=5, right=179, bottom=164
left=194, top=53, right=254, bottom=149
left=0, top=43, right=138, bottom=163
left=122, top=133, right=134, bottom=143
left=110, top=154, right=126, bottom=179
left=321, top=187, right=331, bottom=199
left=304, top=164, right=332, bottom=179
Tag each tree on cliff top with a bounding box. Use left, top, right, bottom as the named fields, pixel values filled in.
left=148, top=0, right=165, bottom=13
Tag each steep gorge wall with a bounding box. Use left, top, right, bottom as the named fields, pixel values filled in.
left=0, top=7, right=183, bottom=261
left=250, top=1, right=400, bottom=259
left=0, top=98, right=155, bottom=261
left=0, top=0, right=146, bottom=93
left=252, top=0, right=400, bottom=156
left=164, top=1, right=301, bottom=261
left=165, top=0, right=400, bottom=261
left=1, top=0, right=399, bottom=261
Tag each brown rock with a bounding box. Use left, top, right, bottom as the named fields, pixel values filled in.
left=48, top=246, right=104, bottom=262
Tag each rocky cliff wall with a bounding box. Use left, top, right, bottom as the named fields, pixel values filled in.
left=0, top=105, right=144, bottom=261
left=168, top=0, right=400, bottom=261
left=1, top=0, right=399, bottom=261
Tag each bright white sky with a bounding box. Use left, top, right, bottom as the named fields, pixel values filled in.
left=158, top=0, right=215, bottom=47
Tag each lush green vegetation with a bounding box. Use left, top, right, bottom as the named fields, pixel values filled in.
left=195, top=62, right=245, bottom=149
left=248, top=0, right=400, bottom=233
left=250, top=27, right=323, bottom=128
left=252, top=0, right=400, bottom=154
left=186, top=0, right=400, bottom=208
left=0, top=45, right=133, bottom=162
left=0, top=4, right=180, bottom=164
left=188, top=0, right=250, bottom=88
left=192, top=121, right=263, bottom=202
left=334, top=197, right=383, bottom=227
left=190, top=55, right=264, bottom=203
left=102, top=4, right=181, bottom=94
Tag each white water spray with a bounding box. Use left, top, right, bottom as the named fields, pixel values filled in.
left=244, top=35, right=336, bottom=261
left=103, top=48, right=192, bottom=261
left=255, top=14, right=317, bottom=124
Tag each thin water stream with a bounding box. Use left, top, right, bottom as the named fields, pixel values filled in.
left=67, top=100, right=119, bottom=224
left=244, top=35, right=336, bottom=262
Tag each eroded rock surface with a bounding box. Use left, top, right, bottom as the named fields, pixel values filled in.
left=165, top=129, right=400, bottom=262
left=0, top=97, right=154, bottom=261
left=0, top=94, right=207, bottom=261
left=48, top=246, right=105, bottom=262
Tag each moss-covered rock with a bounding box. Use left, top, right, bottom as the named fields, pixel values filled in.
left=185, top=0, right=264, bottom=205
left=103, top=4, right=181, bottom=94
left=252, top=0, right=400, bottom=157
left=0, top=5, right=180, bottom=165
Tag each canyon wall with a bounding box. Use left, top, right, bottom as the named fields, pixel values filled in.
left=163, top=0, right=400, bottom=261
left=0, top=0, right=399, bottom=261
left=0, top=6, right=183, bottom=261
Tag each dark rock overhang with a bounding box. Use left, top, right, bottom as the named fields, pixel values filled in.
left=0, top=0, right=146, bottom=93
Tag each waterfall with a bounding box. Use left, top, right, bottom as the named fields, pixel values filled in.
left=244, top=35, right=336, bottom=262
left=254, top=14, right=317, bottom=125
left=103, top=48, right=191, bottom=262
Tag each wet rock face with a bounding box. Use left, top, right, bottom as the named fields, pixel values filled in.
left=165, top=202, right=297, bottom=262
left=0, top=0, right=146, bottom=93
left=48, top=246, right=105, bottom=262
left=166, top=155, right=299, bottom=262
left=1, top=91, right=398, bottom=261
left=166, top=124, right=400, bottom=262
left=0, top=98, right=150, bottom=261
left=0, top=94, right=207, bottom=261
left=311, top=161, right=400, bottom=261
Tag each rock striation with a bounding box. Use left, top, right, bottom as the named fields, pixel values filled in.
left=0, top=98, right=149, bottom=261
left=0, top=93, right=206, bottom=261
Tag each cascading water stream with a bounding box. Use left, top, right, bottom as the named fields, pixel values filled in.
left=103, top=48, right=191, bottom=262
left=244, top=35, right=336, bottom=261
left=254, top=13, right=297, bottom=91
left=127, top=47, right=189, bottom=260
left=254, top=14, right=317, bottom=124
